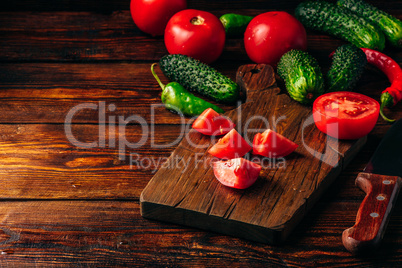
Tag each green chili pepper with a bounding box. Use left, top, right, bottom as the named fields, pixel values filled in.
left=219, top=13, right=254, bottom=36
left=151, top=63, right=224, bottom=117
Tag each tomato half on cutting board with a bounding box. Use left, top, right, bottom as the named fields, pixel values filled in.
left=192, top=108, right=235, bottom=136
left=252, top=129, right=298, bottom=158
left=313, top=92, right=380, bottom=140
left=213, top=158, right=262, bottom=189
left=208, top=129, right=252, bottom=159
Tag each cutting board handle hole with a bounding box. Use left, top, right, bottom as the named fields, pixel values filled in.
left=250, top=68, right=261, bottom=74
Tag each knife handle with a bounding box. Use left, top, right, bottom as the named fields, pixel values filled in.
left=342, top=172, right=401, bottom=254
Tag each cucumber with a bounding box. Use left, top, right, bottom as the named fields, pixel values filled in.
left=219, top=13, right=254, bottom=36
left=295, top=0, right=385, bottom=50
left=159, top=54, right=240, bottom=104
left=326, top=44, right=367, bottom=92
left=277, top=50, right=325, bottom=105
left=337, top=0, right=402, bottom=48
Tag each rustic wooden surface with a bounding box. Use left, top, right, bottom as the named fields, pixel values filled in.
left=0, top=0, right=401, bottom=266
left=141, top=64, right=366, bottom=245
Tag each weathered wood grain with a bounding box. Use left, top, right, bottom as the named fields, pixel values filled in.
left=0, top=62, right=400, bottom=125
left=0, top=200, right=399, bottom=267
left=0, top=0, right=401, bottom=266
left=0, top=124, right=184, bottom=199
left=0, top=10, right=400, bottom=62
left=0, top=120, right=392, bottom=201
left=0, top=62, right=237, bottom=124
left=0, top=121, right=391, bottom=201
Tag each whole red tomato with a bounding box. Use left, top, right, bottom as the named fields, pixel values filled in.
left=164, top=9, right=225, bottom=64
left=244, top=11, right=307, bottom=66
left=130, top=0, right=187, bottom=36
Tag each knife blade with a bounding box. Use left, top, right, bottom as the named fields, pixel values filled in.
left=342, top=119, right=402, bottom=254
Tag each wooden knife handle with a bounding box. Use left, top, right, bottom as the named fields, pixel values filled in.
left=342, top=172, right=401, bottom=254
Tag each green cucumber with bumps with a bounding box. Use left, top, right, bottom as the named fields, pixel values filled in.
left=326, top=44, right=367, bottom=92
left=295, top=0, right=385, bottom=50
left=277, top=49, right=325, bottom=105
left=337, top=0, right=402, bottom=48
left=159, top=54, right=240, bottom=104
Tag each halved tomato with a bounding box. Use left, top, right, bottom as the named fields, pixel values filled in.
left=192, top=108, right=235, bottom=136
left=252, top=129, right=298, bottom=158
left=313, top=92, right=380, bottom=140
left=212, top=158, right=262, bottom=189
left=208, top=129, right=252, bottom=159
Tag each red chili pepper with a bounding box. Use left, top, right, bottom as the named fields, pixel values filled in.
left=361, top=48, right=402, bottom=123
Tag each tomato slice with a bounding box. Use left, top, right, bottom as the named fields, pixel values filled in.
left=313, top=92, right=380, bottom=140
left=192, top=108, right=235, bottom=136
left=212, top=158, right=262, bottom=189
left=208, top=129, right=252, bottom=159
left=252, top=129, right=298, bottom=158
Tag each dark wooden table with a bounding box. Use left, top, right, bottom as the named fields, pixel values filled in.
left=0, top=0, right=401, bottom=266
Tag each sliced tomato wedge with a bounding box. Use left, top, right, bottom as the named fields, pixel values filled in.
left=252, top=129, right=298, bottom=158
left=313, top=92, right=380, bottom=140
left=208, top=129, right=252, bottom=159
left=212, top=158, right=262, bottom=189
left=192, top=108, right=235, bottom=136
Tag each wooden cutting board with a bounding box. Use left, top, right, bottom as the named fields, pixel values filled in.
left=140, top=64, right=366, bottom=244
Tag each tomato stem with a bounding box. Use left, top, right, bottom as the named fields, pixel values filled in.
left=151, top=63, right=165, bottom=91
left=190, top=16, right=204, bottom=25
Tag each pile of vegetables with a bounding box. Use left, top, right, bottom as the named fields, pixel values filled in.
left=292, top=0, right=402, bottom=123
left=129, top=0, right=401, bottom=189
left=130, top=0, right=401, bottom=138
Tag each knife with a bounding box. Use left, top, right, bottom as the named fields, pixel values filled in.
left=342, top=119, right=402, bottom=254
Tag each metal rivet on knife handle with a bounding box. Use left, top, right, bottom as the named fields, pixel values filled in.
left=376, top=194, right=386, bottom=201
